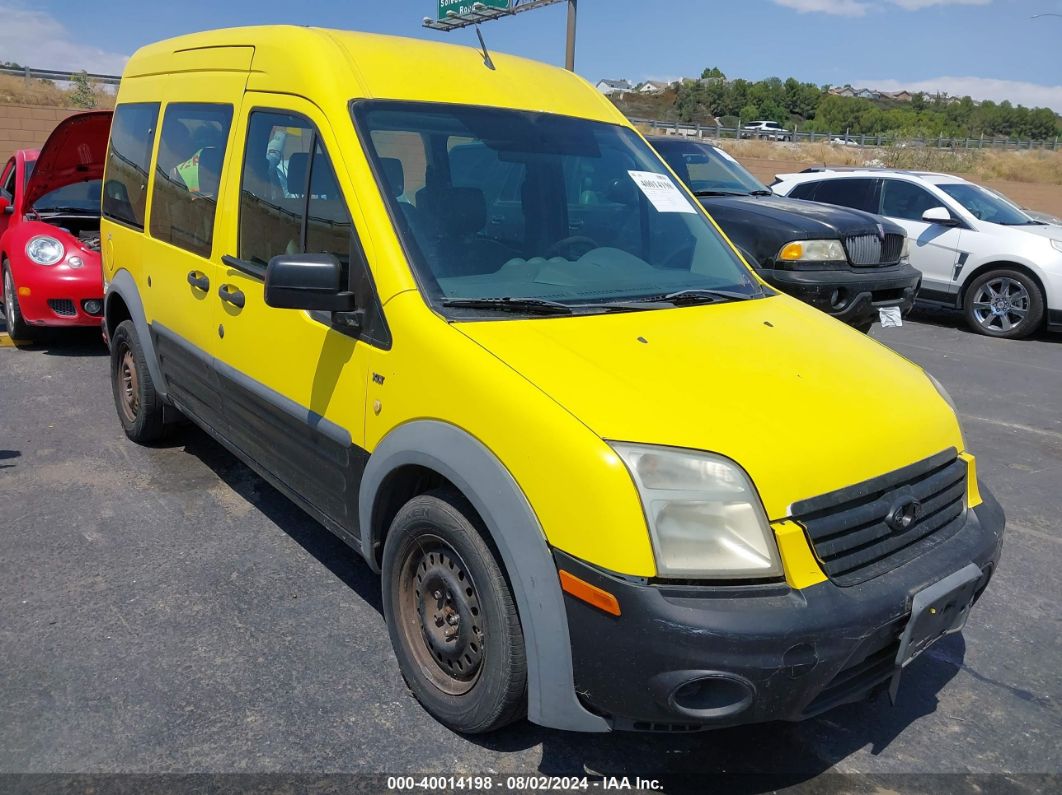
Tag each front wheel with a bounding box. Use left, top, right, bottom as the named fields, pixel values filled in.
left=2, top=261, right=34, bottom=341
left=382, top=489, right=526, bottom=733
left=963, top=269, right=1044, bottom=339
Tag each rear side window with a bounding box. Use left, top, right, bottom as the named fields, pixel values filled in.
left=811, top=178, right=878, bottom=213
left=881, top=179, right=945, bottom=222
left=150, top=103, right=233, bottom=257
left=788, top=181, right=818, bottom=201
left=102, top=103, right=159, bottom=229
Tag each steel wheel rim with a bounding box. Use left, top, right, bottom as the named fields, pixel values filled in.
left=3, top=272, right=14, bottom=332
left=118, top=345, right=140, bottom=423
left=972, top=277, right=1030, bottom=332
left=397, top=533, right=485, bottom=696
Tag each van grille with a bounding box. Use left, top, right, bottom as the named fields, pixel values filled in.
left=845, top=233, right=904, bottom=265
left=791, top=449, right=967, bottom=586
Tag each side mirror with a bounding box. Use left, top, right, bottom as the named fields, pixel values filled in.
left=0, top=195, right=11, bottom=215
left=264, top=253, right=355, bottom=312
left=922, top=206, right=958, bottom=226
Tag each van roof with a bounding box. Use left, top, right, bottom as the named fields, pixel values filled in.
left=122, top=25, right=624, bottom=125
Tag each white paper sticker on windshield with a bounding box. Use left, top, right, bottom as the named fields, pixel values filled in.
left=627, top=171, right=697, bottom=214
left=879, top=306, right=903, bottom=327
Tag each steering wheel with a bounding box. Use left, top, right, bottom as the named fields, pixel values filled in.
left=545, top=235, right=600, bottom=259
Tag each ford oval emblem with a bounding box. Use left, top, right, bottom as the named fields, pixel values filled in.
left=885, top=496, right=923, bottom=532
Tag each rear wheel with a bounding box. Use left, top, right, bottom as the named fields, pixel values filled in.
left=963, top=269, right=1044, bottom=339
left=110, top=319, right=166, bottom=443
left=382, top=489, right=526, bottom=734
left=2, top=261, right=33, bottom=341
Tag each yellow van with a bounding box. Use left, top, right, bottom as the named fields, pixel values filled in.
left=101, top=26, right=1004, bottom=734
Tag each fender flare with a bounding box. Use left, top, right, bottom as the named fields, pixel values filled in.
left=105, top=270, right=168, bottom=402
left=359, top=420, right=610, bottom=733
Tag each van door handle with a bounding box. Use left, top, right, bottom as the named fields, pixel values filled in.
left=218, top=284, right=245, bottom=309
left=187, top=271, right=210, bottom=291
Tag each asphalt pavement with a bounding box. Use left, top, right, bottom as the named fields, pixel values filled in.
left=0, top=306, right=1059, bottom=792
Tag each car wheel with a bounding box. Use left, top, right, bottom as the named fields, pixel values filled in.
left=854, top=320, right=874, bottom=334
left=963, top=269, right=1044, bottom=339
left=382, top=488, right=526, bottom=734
left=2, top=260, right=34, bottom=341
left=110, top=319, right=167, bottom=442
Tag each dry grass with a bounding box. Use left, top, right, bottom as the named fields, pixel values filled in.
left=647, top=131, right=1062, bottom=186
left=0, top=74, right=114, bottom=109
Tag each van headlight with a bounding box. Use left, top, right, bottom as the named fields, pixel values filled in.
left=612, top=443, right=782, bottom=580
left=26, top=235, right=65, bottom=266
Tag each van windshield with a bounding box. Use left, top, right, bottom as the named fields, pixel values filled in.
left=353, top=101, right=763, bottom=316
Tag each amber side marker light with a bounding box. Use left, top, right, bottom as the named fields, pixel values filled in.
left=558, top=570, right=621, bottom=616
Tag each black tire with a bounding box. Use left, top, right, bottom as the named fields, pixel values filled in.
left=382, top=488, right=526, bottom=734
left=854, top=320, right=874, bottom=334
left=2, top=260, right=34, bottom=341
left=110, top=319, right=166, bottom=443
left=963, top=268, right=1044, bottom=340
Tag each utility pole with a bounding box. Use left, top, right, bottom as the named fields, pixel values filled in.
left=565, top=0, right=577, bottom=72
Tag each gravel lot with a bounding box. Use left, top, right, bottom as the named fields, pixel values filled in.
left=0, top=307, right=1059, bottom=791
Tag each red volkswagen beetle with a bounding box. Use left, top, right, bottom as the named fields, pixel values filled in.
left=0, top=110, right=111, bottom=339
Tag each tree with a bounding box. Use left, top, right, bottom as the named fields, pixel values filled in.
left=69, top=71, right=97, bottom=109
left=701, top=66, right=726, bottom=80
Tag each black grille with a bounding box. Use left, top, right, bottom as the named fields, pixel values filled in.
left=48, top=299, right=76, bottom=317
left=792, top=449, right=967, bottom=586
left=844, top=232, right=905, bottom=265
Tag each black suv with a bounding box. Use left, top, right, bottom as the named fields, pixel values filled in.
left=651, top=137, right=921, bottom=331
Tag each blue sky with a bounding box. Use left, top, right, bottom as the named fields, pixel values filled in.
left=3, top=0, right=1062, bottom=110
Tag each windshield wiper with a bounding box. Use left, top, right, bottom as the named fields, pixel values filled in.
left=748, top=189, right=774, bottom=196
left=692, top=189, right=749, bottom=197
left=638, top=288, right=759, bottom=305
left=35, top=206, right=97, bottom=215
left=442, top=297, right=573, bottom=315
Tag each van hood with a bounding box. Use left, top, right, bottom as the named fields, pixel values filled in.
left=23, top=110, right=112, bottom=210
left=456, top=295, right=962, bottom=520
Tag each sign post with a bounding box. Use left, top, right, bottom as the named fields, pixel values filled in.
left=423, top=0, right=578, bottom=72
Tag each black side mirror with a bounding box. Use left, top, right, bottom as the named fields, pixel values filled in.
left=264, top=253, right=356, bottom=312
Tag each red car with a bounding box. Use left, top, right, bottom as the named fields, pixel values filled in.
left=0, top=110, right=111, bottom=339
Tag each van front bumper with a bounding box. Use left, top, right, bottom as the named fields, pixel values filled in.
left=556, top=483, right=1004, bottom=732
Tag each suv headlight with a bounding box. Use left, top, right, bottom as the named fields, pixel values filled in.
left=26, top=235, right=65, bottom=266
left=612, top=443, right=782, bottom=580
left=778, top=239, right=846, bottom=263
left=900, top=237, right=911, bottom=262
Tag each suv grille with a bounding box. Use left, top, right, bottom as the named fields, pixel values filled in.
left=48, top=299, right=76, bottom=317
left=791, top=449, right=967, bottom=586
left=845, top=233, right=904, bottom=265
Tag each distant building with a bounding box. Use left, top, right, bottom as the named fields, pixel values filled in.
left=828, top=85, right=857, bottom=98
left=855, top=88, right=880, bottom=99
left=637, top=80, right=669, bottom=94
left=883, top=90, right=913, bottom=102
left=596, top=79, right=633, bottom=96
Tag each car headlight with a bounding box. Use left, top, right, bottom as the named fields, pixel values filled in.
left=1050, top=239, right=1062, bottom=254
left=777, top=239, right=846, bottom=263
left=26, top=235, right=65, bottom=266
left=901, top=237, right=911, bottom=261
left=612, top=443, right=782, bottom=580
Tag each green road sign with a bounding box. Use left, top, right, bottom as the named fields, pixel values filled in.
left=438, top=0, right=509, bottom=20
